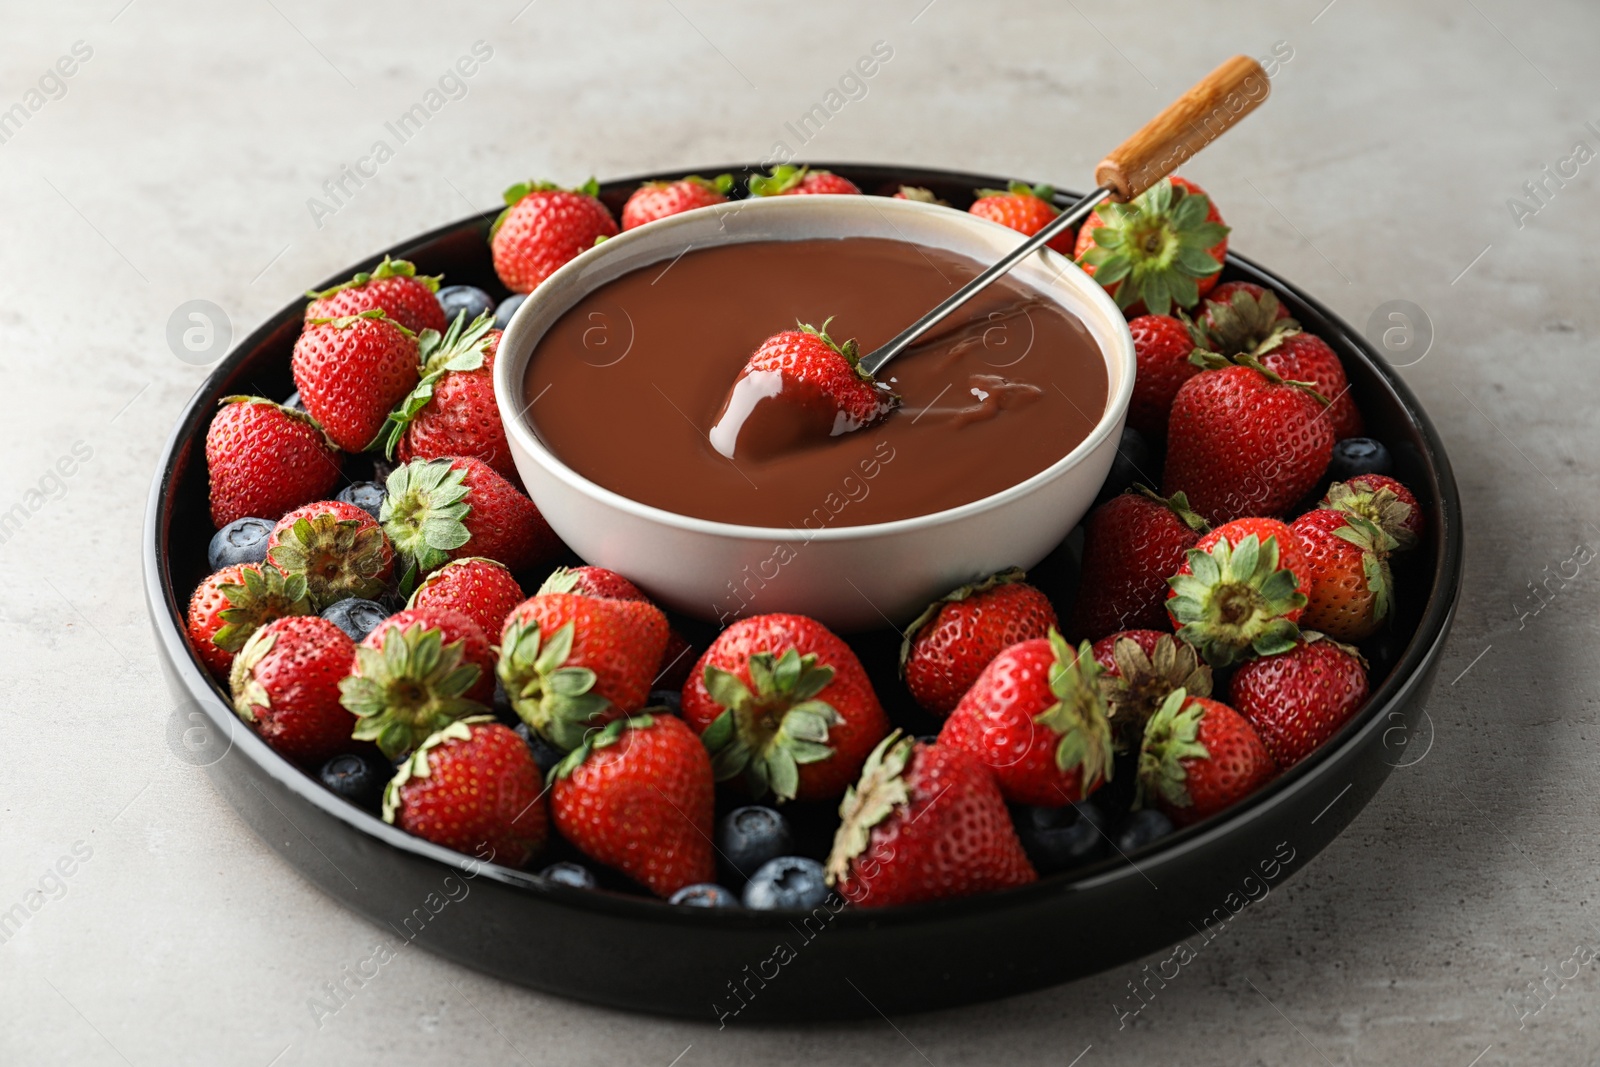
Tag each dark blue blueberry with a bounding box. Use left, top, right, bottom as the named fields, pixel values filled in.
left=648, top=688, right=682, bottom=714
left=1328, top=437, right=1393, bottom=481
left=1016, top=802, right=1105, bottom=874
left=1115, top=809, right=1174, bottom=853
left=1095, top=426, right=1155, bottom=505
left=319, top=752, right=388, bottom=810
left=718, top=806, right=793, bottom=883
left=207, top=516, right=273, bottom=570
left=514, top=722, right=565, bottom=777
left=321, top=598, right=390, bottom=643
left=437, top=285, right=496, bottom=327
left=494, top=293, right=527, bottom=330
left=540, top=862, right=597, bottom=890
left=669, top=883, right=737, bottom=907
left=336, top=480, right=387, bottom=520
left=742, top=857, right=829, bottom=910
left=284, top=390, right=304, bottom=411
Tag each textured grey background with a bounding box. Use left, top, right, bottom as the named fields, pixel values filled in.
left=1, top=0, right=1596, bottom=1063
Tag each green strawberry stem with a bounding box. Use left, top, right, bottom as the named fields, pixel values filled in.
left=497, top=617, right=611, bottom=752
left=548, top=713, right=656, bottom=783
left=1077, top=179, right=1228, bottom=316
left=381, top=714, right=497, bottom=823
left=341, top=623, right=486, bottom=760
left=1135, top=688, right=1208, bottom=810
left=825, top=730, right=913, bottom=887
left=266, top=513, right=389, bottom=611
left=380, top=458, right=473, bottom=583
left=379, top=311, right=497, bottom=458
left=305, top=256, right=441, bottom=300
left=699, top=647, right=840, bottom=803
left=212, top=564, right=312, bottom=652
left=1167, top=534, right=1306, bottom=667
left=1035, top=631, right=1115, bottom=796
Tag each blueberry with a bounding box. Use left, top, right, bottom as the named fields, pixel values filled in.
left=319, top=752, right=389, bottom=810
left=1015, top=802, right=1105, bottom=873
left=336, top=480, right=387, bottom=520
left=1327, top=437, right=1393, bottom=481
left=742, top=857, right=829, bottom=910
left=494, top=293, right=527, bottom=330
left=437, top=285, right=496, bottom=327
left=1115, top=809, right=1174, bottom=853
left=670, top=883, right=737, bottom=907
left=648, top=688, right=682, bottom=714
left=322, top=598, right=390, bottom=643
left=718, top=806, right=793, bottom=882
left=208, top=516, right=273, bottom=570
left=284, top=390, right=304, bottom=412
left=1095, top=426, right=1155, bottom=505
left=514, top=722, right=565, bottom=777
left=540, top=862, right=597, bottom=889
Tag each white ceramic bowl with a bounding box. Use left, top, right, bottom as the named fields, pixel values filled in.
left=494, top=195, right=1135, bottom=631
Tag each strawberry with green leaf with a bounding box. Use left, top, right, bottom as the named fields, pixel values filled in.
left=490, top=178, right=618, bottom=294
left=1074, top=176, right=1229, bottom=316
left=1137, top=688, right=1276, bottom=826
left=1166, top=518, right=1309, bottom=668
left=292, top=309, right=421, bottom=453
left=205, top=396, right=341, bottom=529
left=621, top=174, right=733, bottom=230
left=747, top=165, right=860, bottom=197
left=1289, top=508, right=1398, bottom=641
left=187, top=562, right=313, bottom=677
left=381, top=313, right=515, bottom=480
left=967, top=182, right=1074, bottom=253
left=266, top=499, right=393, bottom=610
left=381, top=456, right=560, bottom=584
left=230, top=615, right=357, bottom=764
left=304, top=256, right=447, bottom=335
left=340, top=607, right=493, bottom=759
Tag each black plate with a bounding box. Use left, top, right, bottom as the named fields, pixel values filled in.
left=143, top=163, right=1463, bottom=1022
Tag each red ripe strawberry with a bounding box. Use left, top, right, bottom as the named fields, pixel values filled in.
left=1126, top=314, right=1203, bottom=437
left=825, top=732, right=1036, bottom=908
left=205, top=397, right=340, bottom=529
left=409, top=557, right=525, bottom=642
left=549, top=714, right=715, bottom=897
left=383, top=313, right=515, bottom=480
left=229, top=615, right=356, bottom=764
left=1137, top=689, right=1276, bottom=826
left=292, top=309, right=421, bottom=452
left=967, top=182, right=1074, bottom=254
left=186, top=563, right=313, bottom=677
left=938, top=630, right=1114, bottom=806
left=1074, top=176, right=1229, bottom=316
left=1228, top=634, right=1369, bottom=767
left=538, top=565, right=647, bottom=602
left=900, top=568, right=1058, bottom=717
left=1323, top=474, right=1423, bottom=549
left=380, top=457, right=561, bottom=580
left=384, top=716, right=547, bottom=868
left=303, top=256, right=447, bottom=335
left=340, top=606, right=493, bottom=759
left=266, top=499, right=393, bottom=610
left=1192, top=286, right=1362, bottom=441
left=621, top=174, right=732, bottom=230
left=490, top=178, right=618, bottom=294
left=1068, top=488, right=1208, bottom=640
left=1289, top=508, right=1397, bottom=641
left=1162, top=353, right=1334, bottom=525
left=681, top=613, right=889, bottom=803
left=498, top=592, right=668, bottom=750
left=1167, top=517, right=1309, bottom=667
left=709, top=319, right=897, bottom=460
left=1092, top=630, right=1212, bottom=741
left=747, top=165, right=860, bottom=196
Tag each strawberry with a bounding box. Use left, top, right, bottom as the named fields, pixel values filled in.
left=292, top=309, right=421, bottom=452
left=1092, top=630, right=1212, bottom=741
left=490, top=178, right=618, bottom=294
left=498, top=592, right=668, bottom=750
left=186, top=563, right=313, bottom=677
left=340, top=606, right=493, bottom=759
left=681, top=613, right=889, bottom=803
left=747, top=165, right=860, bottom=196
left=1228, top=633, right=1369, bottom=767
left=408, top=557, right=525, bottom=641
left=1162, top=352, right=1333, bottom=525
left=381, top=313, right=516, bottom=480
left=892, top=186, right=946, bottom=204
left=1126, top=313, right=1203, bottom=437
left=621, top=174, right=732, bottom=230
left=1192, top=285, right=1362, bottom=441
left=1322, top=474, right=1423, bottom=549
left=1074, top=176, right=1229, bottom=316
left=938, top=630, right=1114, bottom=806
left=537, top=566, right=697, bottom=690
left=1166, top=517, right=1309, bottom=667
left=967, top=182, right=1074, bottom=254
left=549, top=713, right=715, bottom=898
left=229, top=615, right=356, bottom=764
left=383, top=716, right=547, bottom=868
left=825, top=732, right=1036, bottom=908
left=1137, top=689, right=1276, bottom=826
left=265, top=499, right=394, bottom=610
left=1289, top=508, right=1397, bottom=641
left=380, top=457, right=561, bottom=582
left=899, top=568, right=1058, bottom=717
left=709, top=319, right=897, bottom=460
left=303, top=256, right=446, bottom=335
left=205, top=396, right=340, bottom=529
left=1067, top=488, right=1207, bottom=640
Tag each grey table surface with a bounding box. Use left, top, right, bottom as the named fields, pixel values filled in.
left=2, top=0, right=1596, bottom=1062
